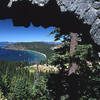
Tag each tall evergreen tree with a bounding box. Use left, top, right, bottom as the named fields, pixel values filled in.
left=49, top=27, right=100, bottom=100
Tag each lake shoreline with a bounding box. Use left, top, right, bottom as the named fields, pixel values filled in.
left=4, top=47, right=47, bottom=59
left=25, top=50, right=47, bottom=59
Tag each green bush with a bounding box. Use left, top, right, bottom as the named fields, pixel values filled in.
left=0, top=88, right=7, bottom=100
left=28, top=76, right=50, bottom=100
left=8, top=77, right=28, bottom=100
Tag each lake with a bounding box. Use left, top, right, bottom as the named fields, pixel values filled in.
left=0, top=43, right=46, bottom=64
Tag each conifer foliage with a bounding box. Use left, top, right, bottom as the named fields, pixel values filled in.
left=48, top=27, right=100, bottom=99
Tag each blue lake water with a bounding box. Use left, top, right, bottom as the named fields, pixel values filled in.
left=0, top=44, right=46, bottom=64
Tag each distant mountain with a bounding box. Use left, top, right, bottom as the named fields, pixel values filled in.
left=0, top=42, right=16, bottom=47
left=0, top=42, right=16, bottom=44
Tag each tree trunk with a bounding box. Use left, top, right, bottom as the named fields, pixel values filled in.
left=68, top=32, right=78, bottom=76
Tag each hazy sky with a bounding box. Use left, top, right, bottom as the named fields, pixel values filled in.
left=0, top=19, right=56, bottom=42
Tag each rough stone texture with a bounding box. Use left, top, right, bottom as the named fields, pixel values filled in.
left=56, top=0, right=100, bottom=45
left=8, top=0, right=49, bottom=7
left=90, top=19, right=100, bottom=45
left=92, top=2, right=100, bottom=9
left=97, top=10, right=100, bottom=18
left=6, top=0, right=100, bottom=45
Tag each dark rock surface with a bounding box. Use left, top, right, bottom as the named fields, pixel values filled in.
left=0, top=0, right=100, bottom=45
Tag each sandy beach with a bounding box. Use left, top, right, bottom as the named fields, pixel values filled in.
left=26, top=50, right=47, bottom=59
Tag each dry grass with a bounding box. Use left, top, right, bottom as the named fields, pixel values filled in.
left=28, top=65, right=59, bottom=73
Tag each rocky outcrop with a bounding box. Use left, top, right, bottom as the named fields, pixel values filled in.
left=4, top=0, right=100, bottom=45
left=56, top=0, right=100, bottom=45
left=8, top=0, right=49, bottom=7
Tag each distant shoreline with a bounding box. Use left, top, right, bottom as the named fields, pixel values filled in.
left=4, top=47, right=47, bottom=59
left=25, top=50, right=47, bottom=59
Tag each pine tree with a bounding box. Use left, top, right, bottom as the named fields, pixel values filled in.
left=49, top=27, right=100, bottom=99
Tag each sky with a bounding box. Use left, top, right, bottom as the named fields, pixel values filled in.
left=0, top=19, right=56, bottom=42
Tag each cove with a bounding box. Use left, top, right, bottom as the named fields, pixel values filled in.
left=0, top=47, right=46, bottom=64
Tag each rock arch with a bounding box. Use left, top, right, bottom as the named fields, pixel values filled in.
left=0, top=0, right=100, bottom=46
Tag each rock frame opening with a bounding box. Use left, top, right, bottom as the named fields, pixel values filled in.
left=0, top=0, right=100, bottom=49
